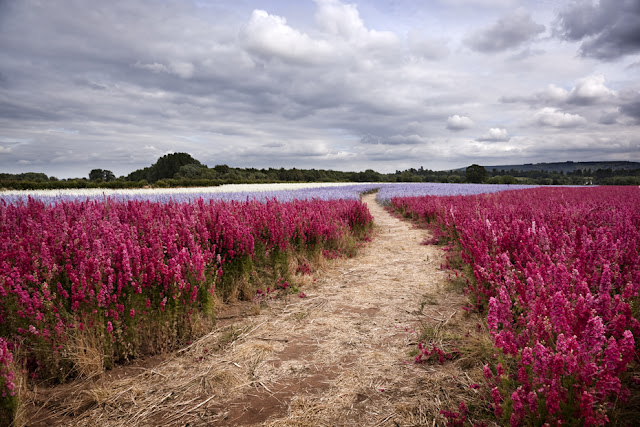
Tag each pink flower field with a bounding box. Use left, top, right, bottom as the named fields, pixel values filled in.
left=2, top=184, right=639, bottom=425
left=390, top=186, right=640, bottom=425
left=0, top=195, right=373, bottom=419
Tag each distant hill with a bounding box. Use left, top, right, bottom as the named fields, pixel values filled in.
left=472, top=161, right=640, bottom=174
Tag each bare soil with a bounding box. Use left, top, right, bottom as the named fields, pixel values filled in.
left=21, top=193, right=491, bottom=426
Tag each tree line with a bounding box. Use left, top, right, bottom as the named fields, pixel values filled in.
left=2, top=153, right=639, bottom=190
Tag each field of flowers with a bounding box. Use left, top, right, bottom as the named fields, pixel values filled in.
left=375, top=182, right=533, bottom=203
left=389, top=186, right=640, bottom=425
left=0, top=184, right=376, bottom=421
left=7, top=181, right=635, bottom=425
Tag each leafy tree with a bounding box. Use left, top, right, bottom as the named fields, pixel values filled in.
left=176, top=163, right=205, bottom=179
left=0, top=172, right=49, bottom=182
left=465, top=164, right=488, bottom=183
left=213, top=164, right=230, bottom=175
left=89, top=169, right=115, bottom=181
left=501, top=175, right=517, bottom=184
left=127, top=153, right=201, bottom=182
left=89, top=169, right=103, bottom=181
left=149, top=153, right=201, bottom=182
left=127, top=167, right=151, bottom=182
left=353, top=169, right=383, bottom=182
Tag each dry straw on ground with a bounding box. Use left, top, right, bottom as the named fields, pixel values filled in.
left=21, top=193, right=496, bottom=427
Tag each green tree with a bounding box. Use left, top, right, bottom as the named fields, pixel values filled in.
left=89, top=169, right=116, bottom=181
left=176, top=163, right=205, bottom=179
left=465, top=164, right=488, bottom=183
left=127, top=153, right=202, bottom=182
left=214, top=164, right=230, bottom=175
left=89, top=169, right=103, bottom=181
left=149, top=153, right=201, bottom=182
left=501, top=175, right=517, bottom=184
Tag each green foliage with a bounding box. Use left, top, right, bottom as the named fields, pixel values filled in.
left=126, top=152, right=201, bottom=182
left=214, top=164, right=231, bottom=175
left=0, top=172, right=49, bottom=182
left=0, top=391, right=18, bottom=427
left=89, top=169, right=116, bottom=182
left=465, top=164, right=488, bottom=183
left=175, top=163, right=205, bottom=179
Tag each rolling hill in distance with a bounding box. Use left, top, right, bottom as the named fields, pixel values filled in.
left=461, top=161, right=640, bottom=174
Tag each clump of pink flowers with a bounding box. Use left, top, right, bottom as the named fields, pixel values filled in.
left=392, top=186, right=640, bottom=425
left=415, top=342, right=460, bottom=364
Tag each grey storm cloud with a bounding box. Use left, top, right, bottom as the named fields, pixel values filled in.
left=465, top=10, right=545, bottom=53
left=620, top=94, right=640, bottom=124
left=554, top=0, right=640, bottom=60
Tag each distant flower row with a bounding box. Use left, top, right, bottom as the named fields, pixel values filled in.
left=0, top=183, right=381, bottom=204
left=2, top=182, right=537, bottom=205
left=376, top=182, right=534, bottom=204
left=390, top=186, right=639, bottom=425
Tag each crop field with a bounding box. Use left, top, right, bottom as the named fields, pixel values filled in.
left=1, top=183, right=638, bottom=426
left=0, top=183, right=378, bottom=421
left=389, top=185, right=640, bottom=425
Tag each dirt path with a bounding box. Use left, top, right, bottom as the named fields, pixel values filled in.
left=27, top=194, right=479, bottom=426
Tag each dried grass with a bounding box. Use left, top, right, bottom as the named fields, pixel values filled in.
left=67, top=329, right=106, bottom=380
left=7, top=358, right=28, bottom=427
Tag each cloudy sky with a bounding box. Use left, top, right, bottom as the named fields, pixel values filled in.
left=1, top=0, right=639, bottom=178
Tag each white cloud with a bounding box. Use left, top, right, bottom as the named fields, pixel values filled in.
left=478, top=128, right=510, bottom=142
left=242, top=9, right=336, bottom=64
left=314, top=0, right=398, bottom=53
left=501, top=75, right=619, bottom=108
left=314, top=0, right=366, bottom=39
left=534, top=107, right=587, bottom=128
left=544, top=84, right=570, bottom=102
left=447, top=115, right=474, bottom=131
left=568, top=75, right=616, bottom=105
